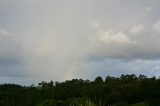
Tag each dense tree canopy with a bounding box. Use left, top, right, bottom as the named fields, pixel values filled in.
left=0, top=74, right=160, bottom=106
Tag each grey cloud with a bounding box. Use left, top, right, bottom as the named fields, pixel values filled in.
left=1, top=0, right=160, bottom=85
left=0, top=27, right=25, bottom=77
left=86, top=19, right=160, bottom=60
left=68, top=59, right=160, bottom=80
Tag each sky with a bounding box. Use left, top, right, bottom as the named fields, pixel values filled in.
left=1, top=0, right=160, bottom=85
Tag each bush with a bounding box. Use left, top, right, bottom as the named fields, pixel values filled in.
left=66, top=98, right=95, bottom=106
left=37, top=99, right=67, bottom=106
left=114, top=101, right=129, bottom=106
left=131, top=101, right=149, bottom=106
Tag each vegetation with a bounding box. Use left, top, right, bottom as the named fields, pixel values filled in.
left=0, top=74, right=160, bottom=106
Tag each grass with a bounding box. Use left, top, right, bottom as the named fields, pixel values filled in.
left=69, top=98, right=105, bottom=106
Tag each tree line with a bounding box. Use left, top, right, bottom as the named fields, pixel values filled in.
left=0, top=74, right=160, bottom=106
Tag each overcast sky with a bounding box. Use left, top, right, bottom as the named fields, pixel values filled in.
left=1, top=0, right=160, bottom=85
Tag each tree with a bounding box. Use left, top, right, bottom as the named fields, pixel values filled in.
left=94, top=76, right=103, bottom=83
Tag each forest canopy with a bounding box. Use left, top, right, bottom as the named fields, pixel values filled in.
left=0, top=74, right=159, bottom=106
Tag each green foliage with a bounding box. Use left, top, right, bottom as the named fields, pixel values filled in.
left=37, top=99, right=57, bottom=106
left=131, top=101, right=149, bottom=106
left=57, top=100, right=67, bottom=106
left=37, top=99, right=67, bottom=106
left=94, top=76, right=103, bottom=83
left=114, top=101, right=129, bottom=106
left=66, top=98, right=101, bottom=106
left=66, top=98, right=83, bottom=106
left=1, top=74, right=160, bottom=106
